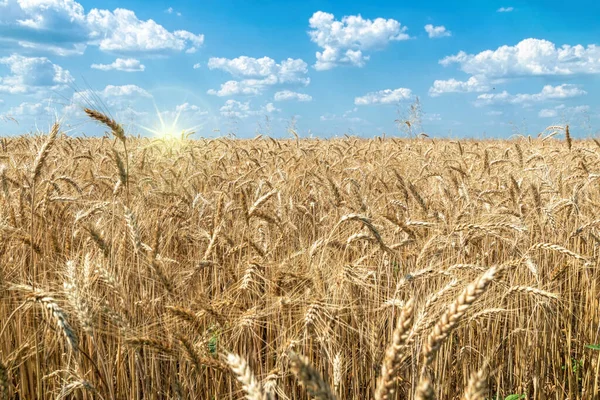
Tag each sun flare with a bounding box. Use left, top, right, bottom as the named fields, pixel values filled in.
left=138, top=102, right=198, bottom=141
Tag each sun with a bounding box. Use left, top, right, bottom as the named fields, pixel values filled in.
left=138, top=102, right=198, bottom=141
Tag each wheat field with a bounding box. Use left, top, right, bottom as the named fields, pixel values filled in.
left=1, top=114, right=599, bottom=399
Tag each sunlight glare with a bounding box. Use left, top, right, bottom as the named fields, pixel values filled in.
left=138, top=101, right=199, bottom=141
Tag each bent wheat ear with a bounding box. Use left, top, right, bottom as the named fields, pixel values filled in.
left=84, top=108, right=126, bottom=143
left=414, top=376, right=435, bottom=400
left=375, top=298, right=415, bottom=400
left=462, top=365, right=488, bottom=400
left=10, top=284, right=78, bottom=352
left=288, top=351, right=336, bottom=400
left=422, top=267, right=496, bottom=367
left=225, top=353, right=269, bottom=400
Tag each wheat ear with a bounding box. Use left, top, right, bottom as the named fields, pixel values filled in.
left=461, top=364, right=489, bottom=400
left=374, top=298, right=415, bottom=400
left=422, top=267, right=496, bottom=368
left=414, top=375, right=435, bottom=400
left=32, top=122, right=59, bottom=182
left=84, top=108, right=126, bottom=143
left=288, top=351, right=337, bottom=400
left=0, top=358, right=8, bottom=400
left=10, top=284, right=78, bottom=352
left=226, top=352, right=269, bottom=400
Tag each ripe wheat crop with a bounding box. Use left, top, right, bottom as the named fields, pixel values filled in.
left=0, top=114, right=599, bottom=399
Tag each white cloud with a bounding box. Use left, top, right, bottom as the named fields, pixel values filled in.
left=0, top=54, right=72, bottom=93
left=538, top=109, right=557, bottom=118
left=0, top=1, right=203, bottom=54
left=91, top=58, right=145, bottom=72
left=87, top=9, right=204, bottom=53
left=571, top=105, right=590, bottom=113
left=274, top=90, right=312, bottom=102
left=100, top=84, right=151, bottom=98
left=70, top=84, right=151, bottom=104
left=175, top=102, right=202, bottom=113
left=355, top=88, right=412, bottom=105
left=220, top=100, right=249, bottom=118
left=497, top=7, right=514, bottom=12
left=207, top=77, right=277, bottom=97
left=157, top=102, right=208, bottom=123
left=264, top=103, right=279, bottom=113
left=429, top=76, right=489, bottom=96
left=308, top=11, right=410, bottom=70
left=165, top=7, right=182, bottom=16
left=475, top=84, right=586, bottom=106
left=208, top=56, right=309, bottom=83
left=320, top=107, right=366, bottom=124
left=441, top=38, right=600, bottom=78
left=539, top=104, right=589, bottom=118
left=486, top=110, right=503, bottom=116
left=432, top=38, right=600, bottom=97
left=193, top=63, right=201, bottom=69
left=207, top=56, right=309, bottom=96
left=66, top=84, right=151, bottom=115
left=173, top=30, right=203, bottom=53
left=424, top=24, right=451, bottom=38
left=209, top=56, right=276, bottom=77
left=7, top=101, right=49, bottom=116
left=220, top=100, right=279, bottom=118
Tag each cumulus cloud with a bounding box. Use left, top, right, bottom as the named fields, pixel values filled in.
left=207, top=56, right=309, bottom=96
left=274, top=90, right=312, bottom=102
left=475, top=84, right=586, bottom=107
left=66, top=84, right=151, bottom=116
left=207, top=77, right=276, bottom=97
left=571, top=105, right=590, bottom=113
left=497, top=7, right=514, bottom=12
left=175, top=103, right=202, bottom=113
left=157, top=102, right=208, bottom=123
left=7, top=101, right=50, bottom=116
left=87, top=9, right=204, bottom=53
left=0, top=54, right=72, bottom=93
left=538, top=109, right=557, bottom=118
left=308, top=11, right=410, bottom=70
left=220, top=100, right=279, bottom=118
left=193, top=63, right=201, bottom=69
left=424, top=24, right=451, bottom=38
left=440, top=38, right=600, bottom=78
left=91, top=58, right=145, bottom=71
left=431, top=38, right=600, bottom=97
left=354, top=88, right=412, bottom=105
left=165, top=7, right=181, bottom=16
left=0, top=0, right=203, bottom=55
left=208, top=56, right=309, bottom=83
left=539, top=104, right=589, bottom=118
left=429, top=76, right=489, bottom=96
left=100, top=84, right=151, bottom=98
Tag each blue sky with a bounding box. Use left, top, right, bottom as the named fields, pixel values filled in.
left=0, top=0, right=599, bottom=138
